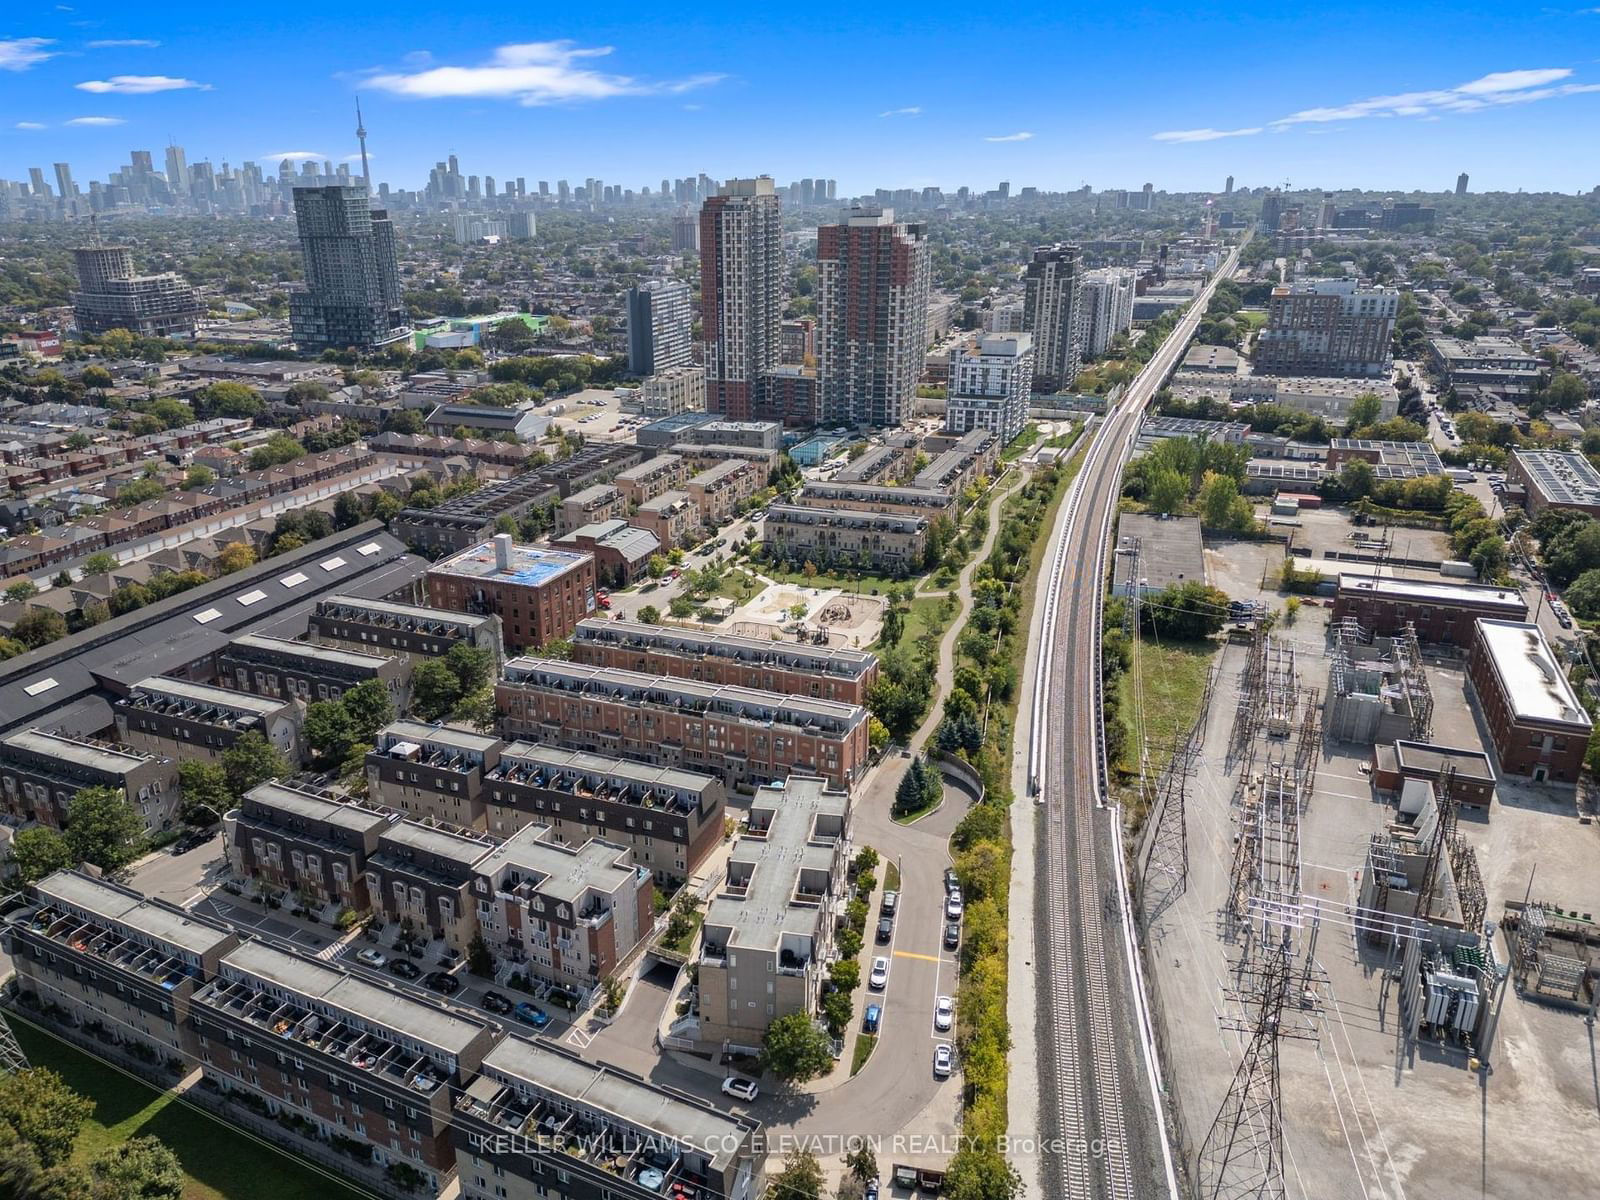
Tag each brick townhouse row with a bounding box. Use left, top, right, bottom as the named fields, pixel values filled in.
left=2, top=869, right=763, bottom=1200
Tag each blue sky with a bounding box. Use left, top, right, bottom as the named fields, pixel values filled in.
left=4, top=2, right=1600, bottom=195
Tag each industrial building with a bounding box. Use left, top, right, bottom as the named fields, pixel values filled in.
left=1505, top=450, right=1600, bottom=517
left=1466, top=619, right=1592, bottom=783
left=1112, top=514, right=1205, bottom=596
left=1331, top=574, right=1528, bottom=643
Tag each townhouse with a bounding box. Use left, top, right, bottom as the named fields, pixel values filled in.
left=0, top=727, right=178, bottom=832
left=219, top=631, right=409, bottom=708
left=224, top=782, right=395, bottom=912
left=114, top=676, right=301, bottom=765
left=366, top=721, right=504, bottom=827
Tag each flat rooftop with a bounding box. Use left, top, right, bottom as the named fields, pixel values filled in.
left=477, top=1035, right=749, bottom=1168
left=375, top=720, right=502, bottom=756
left=1, top=727, right=156, bottom=774
left=1391, top=740, right=1496, bottom=783
left=1512, top=450, right=1600, bottom=507
left=1336, top=573, right=1528, bottom=614
left=240, top=781, right=395, bottom=836
left=1112, top=514, right=1206, bottom=593
left=217, top=940, right=486, bottom=1058
left=228, top=632, right=394, bottom=669
left=476, top=825, right=637, bottom=904
left=36, top=870, right=234, bottom=958
left=492, top=742, right=718, bottom=797
left=125, top=676, right=287, bottom=717
left=573, top=617, right=877, bottom=678
left=429, top=540, right=591, bottom=587
left=377, top=819, right=496, bottom=868
left=704, top=776, right=847, bottom=952
left=1474, top=619, right=1594, bottom=729
left=315, top=594, right=492, bottom=630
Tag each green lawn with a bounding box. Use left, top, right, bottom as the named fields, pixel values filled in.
left=885, top=594, right=953, bottom=650
left=850, top=1033, right=878, bottom=1077
left=10, top=1019, right=371, bottom=1200
left=1116, top=637, right=1216, bottom=781
left=761, top=565, right=911, bottom=595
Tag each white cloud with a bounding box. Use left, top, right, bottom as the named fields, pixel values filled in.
left=1271, top=67, right=1597, bottom=126
left=362, top=41, right=722, bottom=105
left=1152, top=126, right=1263, bottom=143
left=260, top=151, right=326, bottom=161
left=87, top=38, right=161, bottom=48
left=15, top=121, right=47, bottom=130
left=77, top=74, right=210, bottom=93
left=984, top=131, right=1033, bottom=142
left=66, top=116, right=125, bottom=126
left=879, top=106, right=921, bottom=118
left=0, top=38, right=56, bottom=70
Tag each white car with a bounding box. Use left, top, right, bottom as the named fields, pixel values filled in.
left=720, top=1076, right=759, bottom=1102
left=945, top=893, right=964, bottom=920
left=355, top=948, right=387, bottom=968
left=933, top=1044, right=953, bottom=1077
left=934, top=995, right=954, bottom=1032
left=869, top=956, right=889, bottom=990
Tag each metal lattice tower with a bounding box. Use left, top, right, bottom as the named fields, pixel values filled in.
left=1140, top=664, right=1215, bottom=924
left=1198, top=945, right=1291, bottom=1200
left=0, top=1011, right=26, bottom=1076
left=1121, top=535, right=1142, bottom=637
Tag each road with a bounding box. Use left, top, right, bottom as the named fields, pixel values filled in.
left=1024, top=240, right=1244, bottom=1200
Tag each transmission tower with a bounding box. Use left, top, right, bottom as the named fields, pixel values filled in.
left=0, top=1012, right=26, bottom=1076
left=1198, top=945, right=1291, bottom=1200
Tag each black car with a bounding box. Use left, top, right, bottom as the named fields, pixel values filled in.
left=944, top=868, right=959, bottom=893
left=387, top=958, right=421, bottom=980
left=876, top=916, right=894, bottom=943
left=423, top=970, right=460, bottom=995
left=171, top=829, right=214, bottom=855
left=480, top=990, right=513, bottom=1015
left=943, top=921, right=960, bottom=950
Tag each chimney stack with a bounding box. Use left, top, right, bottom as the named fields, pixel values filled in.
left=493, top=533, right=513, bottom=571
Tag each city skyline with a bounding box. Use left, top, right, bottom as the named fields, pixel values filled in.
left=3, top=3, right=1600, bottom=193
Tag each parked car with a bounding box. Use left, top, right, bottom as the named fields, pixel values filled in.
left=869, top=957, right=889, bottom=990
left=864, top=1181, right=879, bottom=1200
left=876, top=916, right=894, bottom=943
left=933, top=1044, right=953, bottom=1077
left=863, top=1004, right=882, bottom=1034
left=513, top=1002, right=550, bottom=1028
left=423, top=970, right=460, bottom=995
left=171, top=829, right=214, bottom=855
left=945, top=892, right=964, bottom=920
left=480, top=991, right=514, bottom=1015
left=944, top=868, right=959, bottom=893
left=721, top=1076, right=759, bottom=1102
left=387, top=958, right=420, bottom=980
left=944, top=921, right=961, bottom=950
left=355, top=948, right=387, bottom=968
left=934, top=995, right=954, bottom=1032
left=881, top=890, right=898, bottom=915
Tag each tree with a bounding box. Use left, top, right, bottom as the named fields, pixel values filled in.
left=411, top=659, right=464, bottom=720
left=221, top=730, right=288, bottom=797
left=1345, top=392, right=1383, bottom=432
left=669, top=595, right=696, bottom=619
left=183, top=464, right=215, bottom=489
left=1565, top=568, right=1600, bottom=620
left=767, top=1151, right=825, bottom=1200
left=81, top=1136, right=184, bottom=1200
left=445, top=642, right=494, bottom=694
left=80, top=365, right=114, bottom=391
left=12, top=607, right=67, bottom=650
left=384, top=407, right=425, bottom=435
left=1145, top=466, right=1187, bottom=515
left=760, top=1012, right=834, bottom=1083
left=942, top=1148, right=1024, bottom=1200
left=647, top=555, right=668, bottom=579
left=879, top=604, right=905, bottom=646
left=340, top=677, right=396, bottom=742
left=467, top=931, right=495, bottom=977
left=843, top=1143, right=878, bottom=1187
left=10, top=826, right=72, bottom=884
left=304, top=701, right=357, bottom=767
left=1544, top=371, right=1588, bottom=411
left=0, top=1068, right=94, bottom=1169
left=216, top=541, right=256, bottom=574
left=249, top=433, right=306, bottom=470
left=5, top=580, right=38, bottom=602
left=177, top=759, right=232, bottom=826
left=64, top=786, right=145, bottom=872
left=198, top=381, right=263, bottom=419
left=1337, top=459, right=1376, bottom=500
left=638, top=604, right=661, bottom=625
left=116, top=476, right=166, bottom=507
left=1141, top=581, right=1230, bottom=641
left=1197, top=471, right=1244, bottom=530
left=81, top=551, right=117, bottom=576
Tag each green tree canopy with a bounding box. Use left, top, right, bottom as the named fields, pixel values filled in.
left=760, top=1012, right=834, bottom=1083
left=220, top=730, right=288, bottom=797
left=10, top=825, right=72, bottom=884
left=64, top=786, right=144, bottom=872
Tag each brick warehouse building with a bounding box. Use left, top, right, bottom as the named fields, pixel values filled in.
left=1330, top=574, right=1528, bottom=644
left=425, top=534, right=596, bottom=653
left=1467, top=619, right=1593, bottom=783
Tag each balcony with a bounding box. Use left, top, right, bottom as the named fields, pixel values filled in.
left=13, top=905, right=198, bottom=992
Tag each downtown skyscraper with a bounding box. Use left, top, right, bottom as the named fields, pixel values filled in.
left=699, top=177, right=783, bottom=421
left=289, top=185, right=409, bottom=351
left=816, top=205, right=930, bottom=428
left=1023, top=244, right=1086, bottom=393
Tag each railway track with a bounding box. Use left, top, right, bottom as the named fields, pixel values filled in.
left=1028, top=243, right=1244, bottom=1200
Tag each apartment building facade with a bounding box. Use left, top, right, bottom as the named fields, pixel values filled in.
left=614, top=454, right=687, bottom=506
left=307, top=594, right=502, bottom=666
left=0, top=728, right=178, bottom=832
left=1023, top=243, right=1085, bottom=391
left=1253, top=279, right=1398, bottom=377
left=945, top=333, right=1034, bottom=444
left=570, top=617, right=880, bottom=705
left=366, top=721, right=504, bottom=827
left=424, top=535, right=597, bottom=653
left=494, top=660, right=870, bottom=792
left=114, top=676, right=300, bottom=765
left=220, top=632, right=408, bottom=708
left=762, top=504, right=930, bottom=574
left=700, top=178, right=783, bottom=422
left=225, top=781, right=393, bottom=911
